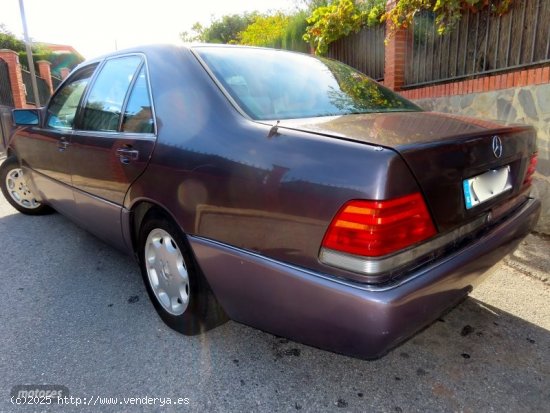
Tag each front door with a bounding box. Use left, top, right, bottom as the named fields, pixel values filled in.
left=13, top=64, right=97, bottom=217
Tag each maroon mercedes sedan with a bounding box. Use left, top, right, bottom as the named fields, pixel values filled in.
left=0, top=45, right=540, bottom=359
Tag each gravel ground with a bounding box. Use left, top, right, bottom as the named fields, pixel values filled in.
left=0, top=192, right=549, bottom=413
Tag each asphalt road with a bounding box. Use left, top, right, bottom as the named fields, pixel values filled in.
left=0, top=193, right=549, bottom=413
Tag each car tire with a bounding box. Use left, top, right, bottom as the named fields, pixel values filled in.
left=0, top=156, right=53, bottom=215
left=138, top=211, right=228, bottom=335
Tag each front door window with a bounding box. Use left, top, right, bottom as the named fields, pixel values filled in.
left=46, top=65, right=97, bottom=130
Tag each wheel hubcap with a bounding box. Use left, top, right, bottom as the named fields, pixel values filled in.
left=5, top=168, right=41, bottom=209
left=144, top=228, right=189, bottom=315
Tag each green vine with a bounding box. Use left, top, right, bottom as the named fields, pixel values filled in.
left=304, top=0, right=513, bottom=55
left=385, top=0, right=513, bottom=35
left=303, top=0, right=385, bottom=55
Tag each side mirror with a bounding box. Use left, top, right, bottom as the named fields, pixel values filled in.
left=12, top=109, right=39, bottom=126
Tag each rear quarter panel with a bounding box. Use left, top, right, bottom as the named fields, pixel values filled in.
left=125, top=47, right=421, bottom=280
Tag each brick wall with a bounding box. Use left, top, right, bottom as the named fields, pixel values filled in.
left=399, top=67, right=550, bottom=100
left=37, top=60, right=54, bottom=95
left=383, top=0, right=406, bottom=91
left=0, top=50, right=61, bottom=109
left=0, top=50, right=27, bottom=108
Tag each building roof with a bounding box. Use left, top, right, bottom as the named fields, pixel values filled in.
left=38, top=43, right=84, bottom=60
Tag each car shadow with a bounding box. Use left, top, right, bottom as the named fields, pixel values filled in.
left=0, top=204, right=549, bottom=412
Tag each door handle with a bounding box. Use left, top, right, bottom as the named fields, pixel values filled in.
left=116, top=148, right=140, bottom=164
left=57, top=137, right=69, bottom=151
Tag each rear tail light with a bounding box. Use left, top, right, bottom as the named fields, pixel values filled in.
left=523, top=153, right=538, bottom=188
left=321, top=193, right=437, bottom=258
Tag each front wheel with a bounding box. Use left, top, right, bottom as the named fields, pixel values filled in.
left=138, top=212, right=227, bottom=335
left=0, top=156, right=52, bottom=215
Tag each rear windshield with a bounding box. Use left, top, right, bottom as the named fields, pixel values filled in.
left=195, top=47, right=420, bottom=120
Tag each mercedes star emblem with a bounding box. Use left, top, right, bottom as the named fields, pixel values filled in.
left=492, top=135, right=503, bottom=158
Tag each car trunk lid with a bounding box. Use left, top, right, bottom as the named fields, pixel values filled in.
left=277, top=111, right=537, bottom=232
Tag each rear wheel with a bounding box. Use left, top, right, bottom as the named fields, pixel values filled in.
left=138, top=212, right=227, bottom=335
left=0, top=156, right=52, bottom=215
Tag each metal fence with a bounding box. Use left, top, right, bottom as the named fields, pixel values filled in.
left=327, top=24, right=385, bottom=81
left=404, top=0, right=550, bottom=88
left=0, top=59, right=15, bottom=107
left=0, top=106, right=13, bottom=157
left=51, top=75, right=62, bottom=91
left=21, top=69, right=51, bottom=106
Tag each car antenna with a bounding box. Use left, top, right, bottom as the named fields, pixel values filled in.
left=267, top=120, right=280, bottom=139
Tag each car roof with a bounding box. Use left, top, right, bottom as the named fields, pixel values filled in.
left=81, top=43, right=308, bottom=66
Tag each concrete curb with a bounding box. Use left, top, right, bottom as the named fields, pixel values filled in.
left=503, top=232, right=550, bottom=285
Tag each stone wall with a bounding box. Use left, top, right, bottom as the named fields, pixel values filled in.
left=414, top=83, right=550, bottom=235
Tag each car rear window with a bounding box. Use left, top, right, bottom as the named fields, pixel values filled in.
left=195, top=47, right=420, bottom=120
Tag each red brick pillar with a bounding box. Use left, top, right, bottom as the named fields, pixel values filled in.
left=60, top=67, right=70, bottom=80
left=0, top=49, right=27, bottom=108
left=384, top=1, right=407, bottom=91
left=37, top=60, right=54, bottom=95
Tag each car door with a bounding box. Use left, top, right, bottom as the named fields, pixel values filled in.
left=13, top=64, right=97, bottom=217
left=68, top=55, right=157, bottom=250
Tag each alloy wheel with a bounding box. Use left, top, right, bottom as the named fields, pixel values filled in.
left=5, top=168, right=41, bottom=210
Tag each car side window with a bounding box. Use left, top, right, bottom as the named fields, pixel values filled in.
left=79, top=56, right=142, bottom=132
left=46, top=65, right=97, bottom=129
left=121, top=66, right=154, bottom=134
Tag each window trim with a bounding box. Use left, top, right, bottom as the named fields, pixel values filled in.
left=118, top=62, right=154, bottom=134
left=190, top=48, right=252, bottom=121
left=44, top=62, right=100, bottom=130
left=73, top=53, right=157, bottom=137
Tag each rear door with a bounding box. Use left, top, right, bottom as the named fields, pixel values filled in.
left=69, top=55, right=157, bottom=249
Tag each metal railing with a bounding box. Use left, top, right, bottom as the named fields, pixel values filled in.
left=327, top=24, right=385, bottom=81
left=0, top=106, right=13, bottom=157
left=404, top=0, right=550, bottom=88
left=51, top=75, right=62, bottom=91
left=0, top=59, right=14, bottom=107
left=21, top=69, right=51, bottom=106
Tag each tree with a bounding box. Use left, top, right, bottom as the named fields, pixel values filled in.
left=180, top=8, right=310, bottom=53
left=184, top=13, right=258, bottom=44
left=281, top=11, right=310, bottom=53
left=0, top=24, right=25, bottom=52
left=238, top=13, right=291, bottom=47
left=0, top=25, right=82, bottom=75
left=292, top=0, right=330, bottom=11
left=180, top=22, right=204, bottom=43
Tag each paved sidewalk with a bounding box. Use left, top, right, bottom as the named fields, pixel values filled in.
left=504, top=232, right=550, bottom=285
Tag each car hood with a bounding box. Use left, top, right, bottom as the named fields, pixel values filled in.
left=276, top=111, right=516, bottom=149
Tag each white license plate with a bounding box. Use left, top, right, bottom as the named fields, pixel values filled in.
left=463, top=165, right=512, bottom=209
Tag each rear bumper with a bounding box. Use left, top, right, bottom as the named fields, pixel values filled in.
left=189, top=198, right=541, bottom=359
